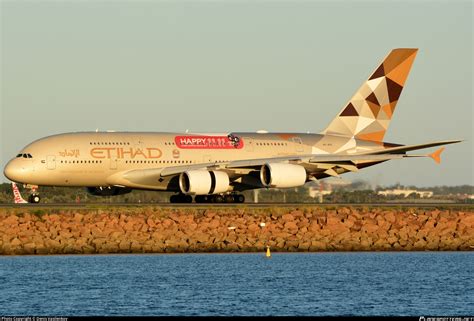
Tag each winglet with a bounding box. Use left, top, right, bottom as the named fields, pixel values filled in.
left=429, top=147, right=445, bottom=164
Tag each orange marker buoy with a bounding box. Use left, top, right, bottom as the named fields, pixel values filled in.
left=266, top=246, right=271, bottom=258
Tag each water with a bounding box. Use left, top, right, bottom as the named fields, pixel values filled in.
left=0, top=252, right=472, bottom=316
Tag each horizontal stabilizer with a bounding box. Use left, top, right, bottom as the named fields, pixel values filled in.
left=429, top=147, right=445, bottom=164
left=367, top=140, right=461, bottom=155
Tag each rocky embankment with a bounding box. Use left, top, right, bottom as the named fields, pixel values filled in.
left=0, top=206, right=473, bottom=254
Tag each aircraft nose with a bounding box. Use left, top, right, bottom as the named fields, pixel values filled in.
left=3, top=160, right=27, bottom=183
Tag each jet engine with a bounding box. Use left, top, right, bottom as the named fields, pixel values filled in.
left=179, top=170, right=230, bottom=195
left=86, top=186, right=132, bottom=196
left=260, top=163, right=307, bottom=188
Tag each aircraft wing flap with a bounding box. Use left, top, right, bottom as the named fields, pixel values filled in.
left=159, top=163, right=217, bottom=177
left=226, top=156, right=306, bottom=169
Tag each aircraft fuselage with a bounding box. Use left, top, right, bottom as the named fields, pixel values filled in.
left=4, top=131, right=382, bottom=189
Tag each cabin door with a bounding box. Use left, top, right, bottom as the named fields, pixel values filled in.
left=47, top=155, right=56, bottom=170
left=110, top=159, right=117, bottom=170
left=244, top=137, right=254, bottom=152
left=292, top=137, right=304, bottom=152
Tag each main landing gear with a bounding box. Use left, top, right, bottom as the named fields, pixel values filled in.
left=169, top=193, right=245, bottom=204
left=169, top=194, right=193, bottom=203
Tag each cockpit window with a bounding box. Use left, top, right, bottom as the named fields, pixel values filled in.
left=16, top=153, right=33, bottom=158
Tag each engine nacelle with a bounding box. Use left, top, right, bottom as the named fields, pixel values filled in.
left=86, top=186, right=132, bottom=196
left=179, top=170, right=230, bottom=195
left=260, top=163, right=307, bottom=188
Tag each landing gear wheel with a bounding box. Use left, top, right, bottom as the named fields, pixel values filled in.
left=195, top=195, right=209, bottom=203
left=28, top=194, right=41, bottom=204
left=170, top=195, right=177, bottom=203
left=213, top=195, right=224, bottom=203
left=235, top=194, right=245, bottom=203
left=170, top=194, right=193, bottom=203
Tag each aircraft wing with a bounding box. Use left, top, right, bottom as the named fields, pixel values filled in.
left=106, top=139, right=461, bottom=187
left=158, top=139, right=461, bottom=176
left=155, top=153, right=404, bottom=177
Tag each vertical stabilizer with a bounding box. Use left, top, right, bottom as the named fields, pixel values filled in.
left=321, top=48, right=418, bottom=143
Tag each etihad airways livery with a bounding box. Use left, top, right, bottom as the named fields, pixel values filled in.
left=4, top=49, right=460, bottom=203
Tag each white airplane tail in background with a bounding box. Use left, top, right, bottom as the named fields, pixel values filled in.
left=11, top=182, right=28, bottom=204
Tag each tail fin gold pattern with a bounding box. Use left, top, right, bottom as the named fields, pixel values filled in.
left=322, top=49, right=418, bottom=143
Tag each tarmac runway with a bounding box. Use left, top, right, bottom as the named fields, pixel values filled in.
left=0, top=202, right=471, bottom=209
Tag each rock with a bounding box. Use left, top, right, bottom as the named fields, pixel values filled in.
left=162, top=219, right=175, bottom=228
left=413, top=239, right=427, bottom=250
left=298, top=242, right=310, bottom=251
left=2, top=216, right=19, bottom=226
left=23, top=243, right=36, bottom=254
left=35, top=245, right=49, bottom=255
left=247, top=223, right=259, bottom=232
left=361, top=224, right=379, bottom=234
left=10, top=238, right=22, bottom=247
left=118, top=241, right=131, bottom=251
left=0, top=207, right=469, bottom=254
left=193, top=232, right=210, bottom=243
left=308, top=222, right=321, bottom=233
left=309, top=240, right=327, bottom=251
left=208, top=219, right=220, bottom=229
left=47, top=214, right=60, bottom=222
left=169, top=212, right=182, bottom=222
left=360, top=237, right=373, bottom=249
left=82, top=245, right=95, bottom=254
left=461, top=214, right=474, bottom=227
left=387, top=236, right=399, bottom=245
left=46, top=239, right=62, bottom=249
left=327, top=216, right=342, bottom=226
left=281, top=214, right=294, bottom=221
left=325, top=223, right=350, bottom=235
left=130, top=241, right=143, bottom=252
left=285, top=239, right=300, bottom=249
left=384, top=211, right=396, bottom=223
left=343, top=217, right=355, bottom=229
left=284, top=221, right=298, bottom=231
left=73, top=213, right=84, bottom=222
left=333, top=231, right=352, bottom=243
left=146, top=217, right=156, bottom=228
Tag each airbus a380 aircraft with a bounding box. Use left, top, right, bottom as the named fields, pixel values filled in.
left=4, top=48, right=460, bottom=203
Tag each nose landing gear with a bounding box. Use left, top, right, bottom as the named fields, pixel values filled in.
left=26, top=185, right=41, bottom=203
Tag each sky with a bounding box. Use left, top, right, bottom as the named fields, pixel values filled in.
left=1, top=0, right=472, bottom=187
